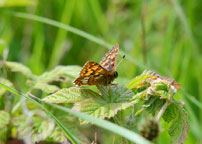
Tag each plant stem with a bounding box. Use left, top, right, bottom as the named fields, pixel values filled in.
left=156, top=101, right=170, bottom=121
left=141, top=0, right=147, bottom=64
left=113, top=115, right=127, bottom=144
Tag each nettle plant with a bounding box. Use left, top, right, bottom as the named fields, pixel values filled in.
left=0, top=61, right=189, bottom=144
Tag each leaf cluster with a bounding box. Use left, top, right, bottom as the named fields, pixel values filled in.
left=0, top=62, right=189, bottom=143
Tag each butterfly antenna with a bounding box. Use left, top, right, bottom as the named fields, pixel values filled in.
left=117, top=55, right=125, bottom=68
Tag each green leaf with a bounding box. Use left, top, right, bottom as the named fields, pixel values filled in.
left=50, top=123, right=89, bottom=143
left=126, top=74, right=151, bottom=90
left=163, top=101, right=189, bottom=144
left=128, top=70, right=180, bottom=116
left=10, top=104, right=82, bottom=143
left=43, top=87, right=99, bottom=103
left=50, top=109, right=89, bottom=143
left=143, top=95, right=166, bottom=114
left=97, top=85, right=134, bottom=103
left=5, top=61, right=35, bottom=79
left=0, top=82, right=151, bottom=144
left=0, top=78, right=13, bottom=97
left=5, top=62, right=82, bottom=94
left=73, top=85, right=135, bottom=123
left=37, top=65, right=81, bottom=83
left=48, top=127, right=67, bottom=142
left=13, top=111, right=55, bottom=143
left=73, top=98, right=134, bottom=123
left=0, top=111, right=10, bottom=142
left=13, top=113, right=89, bottom=143
left=32, top=65, right=81, bottom=94
left=0, top=111, right=10, bottom=129
left=44, top=85, right=135, bottom=123
left=33, top=82, right=60, bottom=94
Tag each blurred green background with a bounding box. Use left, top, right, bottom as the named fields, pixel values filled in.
left=0, top=0, right=201, bottom=143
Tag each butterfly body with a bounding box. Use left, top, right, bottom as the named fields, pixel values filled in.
left=73, top=44, right=119, bottom=86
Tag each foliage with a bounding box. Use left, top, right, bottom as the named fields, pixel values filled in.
left=163, top=102, right=189, bottom=144
left=12, top=110, right=88, bottom=143
left=0, top=61, right=189, bottom=143
left=0, top=111, right=10, bottom=142
left=44, top=84, right=135, bottom=123
left=5, top=61, right=81, bottom=93
left=0, top=0, right=201, bottom=143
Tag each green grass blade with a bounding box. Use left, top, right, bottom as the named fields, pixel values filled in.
left=13, top=12, right=111, bottom=48
left=48, top=0, right=75, bottom=69
left=0, top=82, right=151, bottom=144
left=13, top=12, right=147, bottom=69
left=49, top=103, right=151, bottom=144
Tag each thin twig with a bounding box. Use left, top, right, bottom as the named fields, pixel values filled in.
left=112, top=136, right=116, bottom=144
left=156, top=101, right=170, bottom=121
left=28, top=92, right=42, bottom=101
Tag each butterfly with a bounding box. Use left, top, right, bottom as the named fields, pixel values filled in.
left=73, top=44, right=120, bottom=86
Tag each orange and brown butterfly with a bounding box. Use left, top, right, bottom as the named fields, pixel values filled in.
left=73, top=43, right=120, bottom=86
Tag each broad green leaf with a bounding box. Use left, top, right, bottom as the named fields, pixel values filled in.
left=32, top=66, right=81, bottom=94
left=49, top=127, right=67, bottom=142
left=33, top=82, right=59, bottom=94
left=141, top=80, right=171, bottom=114
left=0, top=111, right=10, bottom=129
left=126, top=75, right=152, bottom=90
left=43, top=87, right=100, bottom=103
left=50, top=123, right=89, bottom=143
left=0, top=78, right=13, bottom=97
left=126, top=70, right=160, bottom=91
left=73, top=85, right=135, bottom=123
left=5, top=61, right=35, bottom=79
left=0, top=111, right=10, bottom=142
left=73, top=98, right=134, bottom=123
left=44, top=85, right=135, bottom=123
left=13, top=112, right=55, bottom=143
left=163, top=101, right=189, bottom=144
left=31, top=117, right=55, bottom=142
left=143, top=95, right=166, bottom=114
left=97, top=85, right=134, bottom=103
left=50, top=109, right=89, bottom=143
left=5, top=62, right=82, bottom=94
left=37, top=65, right=81, bottom=83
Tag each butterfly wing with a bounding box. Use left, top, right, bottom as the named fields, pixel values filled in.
left=99, top=43, right=119, bottom=72
left=73, top=61, right=109, bottom=86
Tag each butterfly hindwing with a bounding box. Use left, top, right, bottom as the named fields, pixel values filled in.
left=99, top=43, right=119, bottom=72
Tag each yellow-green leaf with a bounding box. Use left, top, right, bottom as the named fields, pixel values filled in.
left=43, top=87, right=99, bottom=103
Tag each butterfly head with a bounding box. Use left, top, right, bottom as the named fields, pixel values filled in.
left=113, top=71, right=118, bottom=78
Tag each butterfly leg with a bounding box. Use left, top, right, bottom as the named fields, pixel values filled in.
left=110, top=83, right=119, bottom=92
left=108, top=84, right=111, bottom=96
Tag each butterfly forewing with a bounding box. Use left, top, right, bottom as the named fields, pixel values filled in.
left=73, top=44, right=119, bottom=86
left=99, top=43, right=119, bottom=72
left=73, top=62, right=109, bottom=86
